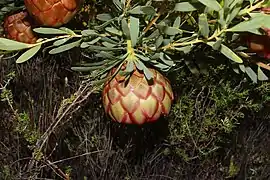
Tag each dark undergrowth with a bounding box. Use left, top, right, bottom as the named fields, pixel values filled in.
left=0, top=48, right=270, bottom=180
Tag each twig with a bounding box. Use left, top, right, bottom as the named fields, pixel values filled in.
left=40, top=150, right=104, bottom=168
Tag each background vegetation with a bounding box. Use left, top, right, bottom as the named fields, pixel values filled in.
left=0, top=0, right=270, bottom=179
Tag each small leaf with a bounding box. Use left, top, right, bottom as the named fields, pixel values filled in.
left=121, top=18, right=130, bottom=39
left=81, top=30, right=98, bottom=36
left=130, top=16, right=139, bottom=47
left=155, top=35, right=163, bottom=48
left=33, top=27, right=68, bottom=34
left=157, top=25, right=182, bottom=36
left=159, top=53, right=174, bottom=66
left=174, top=2, right=200, bottom=12
left=207, top=42, right=243, bottom=63
left=113, top=0, right=122, bottom=11
left=258, top=66, right=268, bottom=81
left=141, top=6, right=156, bottom=16
left=125, top=61, right=134, bottom=73
left=128, top=6, right=142, bottom=14
left=96, top=13, right=113, bottom=21
left=135, top=54, right=150, bottom=61
left=59, top=27, right=75, bottom=35
left=228, top=14, right=270, bottom=32
left=16, top=44, right=41, bottom=63
left=198, top=13, right=209, bottom=38
left=212, top=39, right=222, bottom=50
left=53, top=37, right=71, bottom=46
left=197, top=0, right=222, bottom=11
left=173, top=16, right=181, bottom=28
left=245, top=66, right=257, bottom=83
left=49, top=39, right=81, bottom=54
left=0, top=38, right=32, bottom=51
left=102, top=42, right=116, bottom=48
left=105, top=27, right=123, bottom=36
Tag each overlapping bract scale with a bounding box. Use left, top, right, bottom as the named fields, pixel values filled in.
left=3, top=11, right=37, bottom=44
left=102, top=67, right=174, bottom=124
left=24, top=0, right=83, bottom=27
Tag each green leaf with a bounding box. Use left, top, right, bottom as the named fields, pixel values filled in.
left=16, top=44, right=41, bottom=63
left=128, top=6, right=142, bottom=14
left=226, top=0, right=243, bottom=24
left=81, top=37, right=101, bottom=48
left=96, top=13, right=113, bottom=21
left=207, top=42, right=243, bottom=63
left=198, top=13, right=209, bottom=38
left=59, top=27, right=75, bottom=35
left=121, top=18, right=130, bottom=39
left=228, top=14, right=270, bottom=32
left=33, top=27, right=68, bottom=34
left=212, top=39, right=222, bottom=50
left=174, top=2, right=200, bottom=12
left=258, top=66, right=268, bottom=81
left=105, top=27, right=122, bottom=36
left=53, top=37, right=71, bottom=46
left=155, top=35, right=163, bottom=48
left=141, top=6, right=156, bottom=16
left=198, top=0, right=222, bottom=11
left=130, top=16, right=140, bottom=47
left=134, top=60, right=153, bottom=80
left=175, top=45, right=193, bottom=54
left=125, top=61, right=134, bottom=73
left=0, top=38, right=33, bottom=51
left=135, top=54, right=150, bottom=61
left=245, top=66, right=257, bottom=83
left=113, top=0, right=122, bottom=11
left=49, top=39, right=81, bottom=54
left=159, top=53, right=174, bottom=66
left=157, top=25, right=182, bottom=36
left=102, top=42, right=116, bottom=48
left=173, top=16, right=181, bottom=28
left=81, top=30, right=98, bottom=36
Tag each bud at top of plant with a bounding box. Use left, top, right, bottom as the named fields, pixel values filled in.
left=3, top=11, right=37, bottom=44
left=24, top=0, right=83, bottom=27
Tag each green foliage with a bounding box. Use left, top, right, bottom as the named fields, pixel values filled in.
left=167, top=64, right=267, bottom=160
left=0, top=0, right=269, bottom=84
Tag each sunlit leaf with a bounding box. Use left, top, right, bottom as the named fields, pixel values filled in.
left=258, top=66, right=269, bottom=81
left=174, top=2, right=200, bottom=12
left=207, top=42, right=243, bottom=63
left=53, top=37, right=71, bottom=46
left=130, top=16, right=139, bottom=47
left=33, top=27, right=68, bottom=34
left=0, top=38, right=33, bottom=51
left=198, top=0, right=222, bottom=11
left=141, top=6, right=156, bottom=16
left=16, top=44, right=41, bottom=63
left=245, top=66, right=257, bottom=83
left=121, top=18, right=130, bottom=39
left=198, top=13, right=209, bottom=38
left=173, top=16, right=181, bottom=28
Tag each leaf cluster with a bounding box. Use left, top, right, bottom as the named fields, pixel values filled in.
left=0, top=0, right=270, bottom=83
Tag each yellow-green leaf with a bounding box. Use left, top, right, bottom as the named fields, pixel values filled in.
left=16, top=44, right=41, bottom=63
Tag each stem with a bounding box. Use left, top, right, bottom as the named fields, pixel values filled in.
left=29, top=34, right=82, bottom=48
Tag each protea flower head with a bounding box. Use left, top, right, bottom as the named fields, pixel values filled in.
left=3, top=11, right=37, bottom=44
left=24, top=0, right=84, bottom=27
left=102, top=65, right=174, bottom=125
